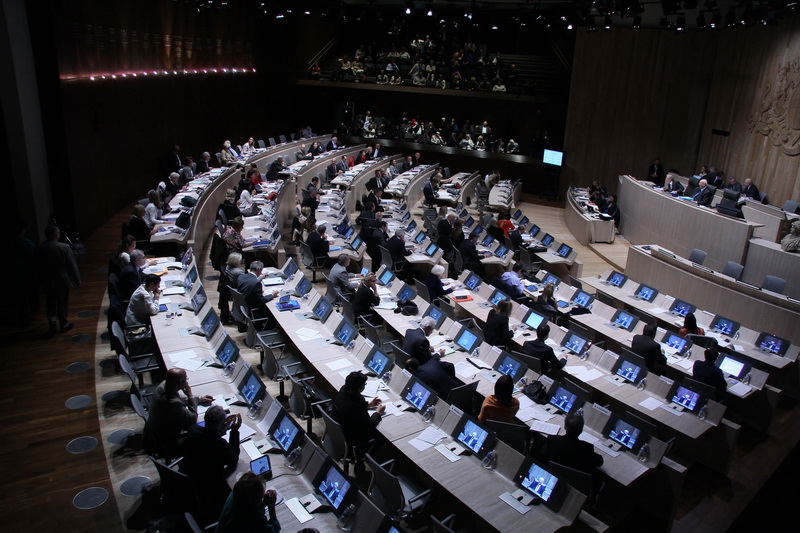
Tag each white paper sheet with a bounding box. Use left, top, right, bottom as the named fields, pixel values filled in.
left=639, top=397, right=664, bottom=411
left=165, top=349, right=199, bottom=362
left=325, top=358, right=352, bottom=371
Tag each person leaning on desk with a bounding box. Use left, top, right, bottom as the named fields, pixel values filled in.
left=542, top=413, right=603, bottom=475
left=484, top=299, right=514, bottom=347
left=692, top=349, right=728, bottom=395
left=404, top=316, right=445, bottom=365
left=405, top=357, right=460, bottom=399
left=216, top=472, right=281, bottom=533
left=353, top=273, right=381, bottom=325
left=332, top=372, right=385, bottom=465
left=522, top=324, right=567, bottom=376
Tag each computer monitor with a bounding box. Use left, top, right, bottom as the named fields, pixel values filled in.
left=489, top=289, right=509, bottom=306
left=313, top=458, right=357, bottom=515
left=451, top=414, right=496, bottom=459
left=519, top=215, right=530, bottom=226
left=610, top=353, right=647, bottom=385
left=709, top=315, right=740, bottom=337
left=605, top=271, right=627, bottom=287
left=180, top=247, right=194, bottom=268
left=481, top=234, right=495, bottom=247
left=470, top=226, right=483, bottom=239
left=661, top=332, right=692, bottom=356
left=312, top=296, right=334, bottom=322
left=364, top=346, right=394, bottom=376
left=406, top=220, right=417, bottom=232
left=268, top=409, right=304, bottom=453
left=716, top=354, right=751, bottom=380
left=397, top=284, right=416, bottom=302
left=249, top=455, right=272, bottom=479
left=283, top=257, right=298, bottom=277
left=459, top=209, right=469, bottom=219
left=541, top=273, right=561, bottom=287
left=529, top=225, right=541, bottom=237
left=454, top=327, right=482, bottom=353
left=610, top=309, right=639, bottom=331
left=555, top=243, right=572, bottom=258
left=423, top=304, right=446, bottom=329
left=570, top=290, right=594, bottom=308
left=201, top=308, right=221, bottom=338
left=540, top=233, right=554, bottom=247
left=543, top=149, right=564, bottom=167
left=669, top=299, right=696, bottom=317
left=492, top=352, right=528, bottom=383
left=237, top=367, right=266, bottom=405
left=602, top=412, right=655, bottom=454
left=666, top=382, right=707, bottom=414
left=191, top=285, right=208, bottom=315
left=350, top=235, right=363, bottom=251
left=424, top=243, right=439, bottom=256
left=378, top=268, right=395, bottom=286
left=511, top=209, right=522, bottom=220
left=294, top=275, right=313, bottom=297
left=561, top=332, right=590, bottom=356
left=494, top=244, right=509, bottom=257
left=464, top=272, right=482, bottom=291
left=755, top=332, right=790, bottom=357
left=634, top=284, right=659, bottom=302
left=401, top=376, right=438, bottom=412
left=215, top=335, right=240, bottom=367
left=523, top=309, right=547, bottom=330
left=547, top=381, right=590, bottom=415
left=332, top=320, right=358, bottom=346
left=414, top=230, right=426, bottom=244
left=401, top=211, right=411, bottom=222
left=464, top=216, right=475, bottom=229
left=186, top=265, right=198, bottom=285
left=513, top=458, right=569, bottom=511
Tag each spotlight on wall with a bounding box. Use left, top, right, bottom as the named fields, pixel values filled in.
left=676, top=14, right=685, bottom=30
left=603, top=16, right=612, bottom=30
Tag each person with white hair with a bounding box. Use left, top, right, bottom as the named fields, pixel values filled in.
left=424, top=264, right=454, bottom=301
left=220, top=140, right=238, bottom=164
left=402, top=316, right=445, bottom=365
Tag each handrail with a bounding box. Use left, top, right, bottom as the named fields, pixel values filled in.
left=308, top=34, right=340, bottom=68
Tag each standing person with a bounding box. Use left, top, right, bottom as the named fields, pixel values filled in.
left=647, top=158, right=664, bottom=185
left=35, top=225, right=81, bottom=337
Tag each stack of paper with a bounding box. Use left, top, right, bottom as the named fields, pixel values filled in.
left=295, top=327, right=322, bottom=341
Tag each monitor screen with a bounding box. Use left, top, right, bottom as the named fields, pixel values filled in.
left=397, top=285, right=416, bottom=302
left=425, top=243, right=439, bottom=256
left=180, top=247, right=194, bottom=267
left=192, top=286, right=208, bottom=314
left=453, top=416, right=495, bottom=459
left=710, top=315, right=740, bottom=337
left=542, top=273, right=561, bottom=287
left=481, top=235, right=495, bottom=247
left=237, top=368, right=265, bottom=405
left=424, top=304, right=446, bottom=329
left=755, top=332, right=789, bottom=356
left=470, top=226, right=483, bottom=239
left=489, top=290, right=509, bottom=306
left=661, top=332, right=690, bottom=356
left=512, top=209, right=522, bottom=220
left=524, top=310, right=547, bottom=329
left=365, top=347, right=393, bottom=376
left=494, top=353, right=527, bottom=383
left=607, top=271, right=627, bottom=287
left=406, top=220, right=417, bottom=232
left=186, top=265, right=198, bottom=285
left=464, top=273, right=482, bottom=290
left=495, top=245, right=509, bottom=257
left=605, top=418, right=643, bottom=451
left=216, top=335, right=240, bottom=366
left=459, top=209, right=469, bottom=218
left=455, top=328, right=481, bottom=352
left=541, top=234, right=554, bottom=246
left=249, top=455, right=272, bottom=477
left=314, top=461, right=355, bottom=513
left=334, top=320, right=358, bottom=346
left=283, top=258, right=298, bottom=277
left=612, top=310, right=638, bottom=331
left=543, top=149, right=564, bottom=166
left=270, top=411, right=303, bottom=453
left=295, top=276, right=312, bottom=297
left=562, top=332, right=589, bottom=356
left=556, top=244, right=572, bottom=258
left=464, top=216, right=475, bottom=229
left=402, top=377, right=438, bottom=412
left=519, top=216, right=530, bottom=226
left=669, top=299, right=696, bottom=317
left=513, top=458, right=568, bottom=511
left=635, top=284, right=659, bottom=302
left=414, top=231, right=426, bottom=243
left=547, top=383, right=586, bottom=415
left=313, top=297, right=334, bottom=322
left=571, top=290, right=594, bottom=308
left=529, top=225, right=541, bottom=237
left=717, top=355, right=750, bottom=379
left=614, top=359, right=643, bottom=384
left=350, top=236, right=363, bottom=251
left=668, top=384, right=704, bottom=413
left=201, top=309, right=221, bottom=338
left=401, top=211, right=411, bottom=222
left=378, top=268, right=395, bottom=286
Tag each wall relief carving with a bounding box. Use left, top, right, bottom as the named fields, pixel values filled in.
left=749, top=60, right=800, bottom=155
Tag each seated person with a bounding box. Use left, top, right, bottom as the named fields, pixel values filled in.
left=119, top=249, right=146, bottom=301
left=424, top=264, right=454, bottom=301
left=236, top=261, right=279, bottom=312
left=332, top=372, right=384, bottom=459
left=353, top=273, right=381, bottom=325
left=692, top=349, right=728, bottom=395
left=535, top=282, right=557, bottom=308
left=219, top=140, right=239, bottom=164
left=222, top=217, right=246, bottom=255
left=486, top=218, right=506, bottom=242
left=478, top=375, right=520, bottom=423
left=266, top=156, right=288, bottom=180
left=216, top=472, right=280, bottom=533
left=459, top=233, right=487, bottom=279
left=631, top=323, right=666, bottom=373
left=306, top=224, right=331, bottom=265
left=387, top=229, right=418, bottom=282
left=500, top=263, right=526, bottom=300
left=125, top=273, right=162, bottom=326
left=403, top=316, right=445, bottom=365
left=692, top=178, right=714, bottom=206
left=543, top=413, right=603, bottom=474
left=741, top=178, right=760, bottom=200
left=406, top=357, right=460, bottom=399
left=237, top=180, right=258, bottom=217
left=127, top=204, right=153, bottom=243
left=240, top=137, right=257, bottom=156
left=663, top=175, right=684, bottom=195
left=498, top=213, right=515, bottom=236
left=678, top=313, right=705, bottom=337
left=522, top=324, right=567, bottom=375
left=483, top=299, right=514, bottom=347
left=330, top=254, right=355, bottom=299
left=218, top=188, right=242, bottom=223
left=422, top=178, right=444, bottom=206
left=301, top=189, right=321, bottom=217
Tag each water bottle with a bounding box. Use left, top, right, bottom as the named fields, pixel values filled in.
left=284, top=446, right=302, bottom=470
left=575, top=407, right=584, bottom=418
left=337, top=504, right=356, bottom=531
left=222, top=362, right=236, bottom=379
left=387, top=281, right=393, bottom=288
left=637, top=378, right=647, bottom=391
left=381, top=371, right=392, bottom=385
left=698, top=405, right=708, bottom=421
left=422, top=404, right=436, bottom=423
left=302, top=292, right=309, bottom=302
left=637, top=442, right=650, bottom=463
left=516, top=377, right=528, bottom=391
left=246, top=400, right=261, bottom=420
left=164, top=311, right=173, bottom=326
left=347, top=340, right=355, bottom=353
left=685, top=349, right=693, bottom=360
left=733, top=330, right=740, bottom=340
left=481, top=450, right=497, bottom=469
left=743, top=373, right=751, bottom=385
left=473, top=348, right=480, bottom=358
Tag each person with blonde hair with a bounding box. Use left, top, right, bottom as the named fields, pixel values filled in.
left=144, top=190, right=165, bottom=228
left=353, top=272, right=381, bottom=324
left=484, top=298, right=514, bottom=347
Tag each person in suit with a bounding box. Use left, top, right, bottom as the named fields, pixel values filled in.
left=127, top=204, right=153, bottom=243
left=266, top=156, right=288, bottom=180
left=35, top=225, right=81, bottom=337
left=326, top=136, right=341, bottom=151
left=295, top=144, right=313, bottom=162
left=364, top=221, right=388, bottom=272
left=301, top=189, right=320, bottom=217
left=522, top=324, right=567, bottom=375
left=403, top=316, right=444, bottom=365
left=401, top=155, right=413, bottom=172
left=196, top=151, right=213, bottom=174
left=741, top=178, right=760, bottom=200
left=437, top=213, right=455, bottom=239
left=647, top=158, right=664, bottom=185
left=119, top=249, right=146, bottom=302
left=306, top=176, right=320, bottom=195
left=326, top=161, right=340, bottom=182
left=631, top=324, right=667, bottom=373
left=483, top=299, right=514, bottom=347
left=424, top=264, right=454, bottom=301
left=602, top=194, right=621, bottom=229
left=330, top=254, right=355, bottom=299
left=179, top=406, right=241, bottom=522
left=405, top=357, right=460, bottom=399
left=236, top=261, right=278, bottom=312
left=353, top=273, right=381, bottom=324
left=663, top=175, right=685, bottom=195
left=307, top=224, right=331, bottom=265
left=147, top=368, right=213, bottom=460
left=372, top=143, right=382, bottom=159
left=335, top=155, right=349, bottom=173
left=220, top=140, right=239, bottom=164
left=692, top=349, right=728, bottom=394
left=692, top=178, right=714, bottom=207
left=478, top=374, right=520, bottom=423
left=459, top=233, right=487, bottom=279
left=332, top=372, right=384, bottom=459
left=365, top=189, right=384, bottom=213
left=544, top=414, right=603, bottom=474
left=387, top=229, right=417, bottom=281
left=215, top=473, right=280, bottom=533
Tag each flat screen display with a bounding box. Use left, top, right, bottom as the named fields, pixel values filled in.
left=556, top=244, right=572, bottom=258
left=606, top=418, right=642, bottom=451
left=542, top=273, right=561, bottom=287
left=424, top=304, right=446, bottom=329
left=397, top=285, right=416, bottom=301
left=543, top=149, right=563, bottom=166
left=464, top=216, right=475, bottom=228
left=425, top=243, right=439, bottom=256
left=181, top=247, right=194, bottom=267
left=755, top=332, right=789, bottom=356
left=270, top=412, right=303, bottom=452
left=495, top=245, right=509, bottom=257
left=547, top=383, right=586, bottom=415
left=669, top=385, right=704, bottom=412
left=453, top=417, right=495, bottom=458
left=615, top=359, right=643, bottom=384
left=669, top=299, right=696, bottom=317
left=524, top=310, right=547, bottom=329
left=378, top=268, right=395, bottom=286
left=540, top=234, right=554, bottom=246
left=571, top=290, right=594, bottom=308
left=295, top=276, right=312, bottom=297
left=481, top=235, right=495, bottom=247
left=201, top=309, right=221, bottom=338
left=607, top=271, right=627, bottom=287
left=350, top=236, right=363, bottom=251
left=512, top=209, right=522, bottom=220
left=192, top=286, right=208, bottom=314
left=237, top=368, right=265, bottom=405
left=402, top=377, right=437, bottom=412
left=334, top=320, right=357, bottom=346
left=513, top=458, right=568, bottom=511
left=315, top=462, right=354, bottom=512
left=186, top=265, right=198, bottom=285
left=661, top=332, right=690, bottom=356
left=519, top=216, right=530, bottom=226
left=489, top=290, right=509, bottom=306
left=562, top=332, right=590, bottom=355
left=612, top=310, right=638, bottom=331
left=464, top=273, right=482, bottom=290
left=414, top=231, right=426, bottom=243
left=494, top=353, right=527, bottom=383
left=313, top=297, right=333, bottom=322
left=717, top=355, right=749, bottom=379
left=216, top=335, right=239, bottom=366
left=365, top=348, right=393, bottom=376
left=455, top=328, right=481, bottom=352
left=635, top=284, right=659, bottom=302
left=710, top=315, right=740, bottom=336
left=283, top=258, right=298, bottom=277
left=529, top=225, right=541, bottom=237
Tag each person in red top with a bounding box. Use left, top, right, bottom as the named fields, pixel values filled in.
left=498, top=212, right=515, bottom=237
left=247, top=167, right=263, bottom=186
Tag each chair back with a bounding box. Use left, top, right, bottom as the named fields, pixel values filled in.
left=118, top=354, right=137, bottom=386
left=268, top=137, right=276, bottom=146
left=451, top=248, right=464, bottom=274
left=183, top=513, right=204, bottom=533
left=437, top=298, right=456, bottom=320
left=257, top=139, right=266, bottom=149
left=568, top=275, right=583, bottom=289
left=130, top=389, right=148, bottom=419
left=511, top=350, right=543, bottom=375
left=783, top=199, right=799, bottom=214
left=446, top=381, right=478, bottom=416
left=261, top=345, right=282, bottom=381
left=325, top=275, right=341, bottom=305
left=149, top=457, right=199, bottom=514
left=365, top=454, right=406, bottom=519
left=392, top=342, right=411, bottom=369
left=380, top=246, right=394, bottom=271
left=547, top=461, right=594, bottom=503
left=340, top=297, right=357, bottom=325
left=415, top=279, right=431, bottom=302
left=279, top=134, right=288, bottom=144
left=288, top=375, right=312, bottom=419
left=111, top=321, right=129, bottom=356
left=722, top=261, right=744, bottom=281
left=430, top=515, right=457, bottom=533
left=217, top=209, right=229, bottom=227
left=688, top=248, right=707, bottom=265
left=485, top=419, right=530, bottom=454
left=763, top=275, right=787, bottom=294
left=215, top=219, right=225, bottom=236
left=686, top=334, right=718, bottom=349
left=299, top=241, right=315, bottom=269
left=363, top=320, right=383, bottom=349
left=319, top=409, right=349, bottom=464
left=228, top=288, right=248, bottom=324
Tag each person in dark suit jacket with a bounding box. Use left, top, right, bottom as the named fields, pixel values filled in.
left=335, top=156, right=349, bottom=173
left=401, top=155, right=413, bottom=172
left=306, top=224, right=331, bottom=264
left=424, top=264, right=453, bottom=300
left=387, top=229, right=417, bottom=281
left=437, top=214, right=455, bottom=239
left=692, top=349, right=728, bottom=394
left=364, top=221, right=388, bottom=272
left=236, top=261, right=278, bottom=312
left=119, top=249, right=146, bottom=302
left=365, top=189, right=384, bottom=212
left=196, top=152, right=213, bottom=174
left=332, top=372, right=384, bottom=457
left=663, top=176, right=685, bottom=195
left=544, top=414, right=603, bottom=474
left=522, top=324, right=567, bottom=375
left=692, top=179, right=714, bottom=207
left=403, top=317, right=442, bottom=365
left=631, top=324, right=666, bottom=373
left=483, top=299, right=514, bottom=347
left=326, top=136, right=341, bottom=151
left=509, top=227, right=525, bottom=253
left=459, top=234, right=487, bottom=278
left=741, top=178, right=761, bottom=200
left=406, top=357, right=460, bottom=399
left=301, top=190, right=320, bottom=216
left=326, top=162, right=340, bottom=182
left=647, top=158, right=664, bottom=185
left=423, top=178, right=444, bottom=206
left=266, top=156, right=288, bottom=180
left=35, top=225, right=81, bottom=336
left=353, top=273, right=381, bottom=324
